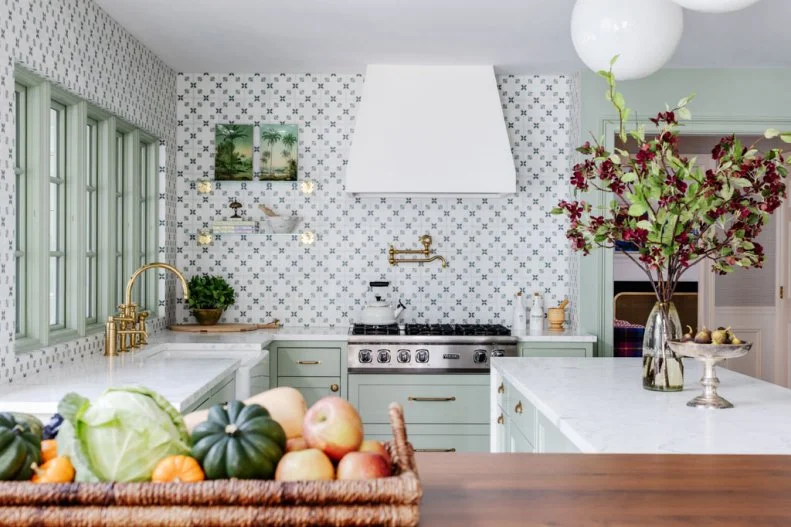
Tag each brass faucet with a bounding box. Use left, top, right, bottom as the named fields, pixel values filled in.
left=388, top=234, right=448, bottom=268
left=105, top=263, right=190, bottom=356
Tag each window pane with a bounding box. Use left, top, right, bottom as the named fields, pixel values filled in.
left=49, top=256, right=58, bottom=325
left=15, top=86, right=26, bottom=337
left=49, top=108, right=58, bottom=179
left=49, top=182, right=58, bottom=252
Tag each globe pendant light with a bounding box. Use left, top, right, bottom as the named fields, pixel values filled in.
left=671, top=0, right=762, bottom=13
left=571, top=0, right=684, bottom=80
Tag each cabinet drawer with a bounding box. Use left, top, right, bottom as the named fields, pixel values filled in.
left=278, top=376, right=341, bottom=407
left=505, top=380, right=536, bottom=443
left=188, top=376, right=236, bottom=413
left=352, top=376, right=488, bottom=425
left=522, top=347, right=588, bottom=358
left=365, top=424, right=489, bottom=453
left=277, top=347, right=341, bottom=377
left=492, top=368, right=506, bottom=409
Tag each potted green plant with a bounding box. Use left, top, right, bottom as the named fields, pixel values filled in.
left=186, top=274, right=236, bottom=326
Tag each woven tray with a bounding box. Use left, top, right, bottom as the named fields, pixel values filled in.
left=0, top=403, right=421, bottom=527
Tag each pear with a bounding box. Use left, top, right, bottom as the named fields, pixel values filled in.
left=731, top=335, right=744, bottom=345
left=694, top=327, right=712, bottom=344
left=681, top=325, right=694, bottom=342
left=711, top=329, right=728, bottom=345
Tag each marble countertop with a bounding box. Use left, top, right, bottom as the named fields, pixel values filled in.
left=0, top=340, right=269, bottom=417
left=513, top=326, right=596, bottom=342
left=493, top=357, right=791, bottom=454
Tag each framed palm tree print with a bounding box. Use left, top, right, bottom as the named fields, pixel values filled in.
left=260, top=124, right=298, bottom=181
left=214, top=124, right=254, bottom=181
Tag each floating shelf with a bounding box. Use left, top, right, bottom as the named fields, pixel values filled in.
left=197, top=230, right=316, bottom=246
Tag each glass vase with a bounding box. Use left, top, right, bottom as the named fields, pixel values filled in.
left=642, top=301, right=684, bottom=391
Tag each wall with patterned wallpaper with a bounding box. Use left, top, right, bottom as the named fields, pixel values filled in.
left=0, top=0, right=177, bottom=383
left=175, top=73, right=581, bottom=327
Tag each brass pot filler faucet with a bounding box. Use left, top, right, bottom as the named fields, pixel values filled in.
left=388, top=234, right=448, bottom=268
left=104, top=263, right=190, bottom=356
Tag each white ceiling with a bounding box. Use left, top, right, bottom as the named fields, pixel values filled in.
left=95, top=0, right=791, bottom=73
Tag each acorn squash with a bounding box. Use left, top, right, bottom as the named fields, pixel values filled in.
left=191, top=401, right=285, bottom=480
left=0, top=412, right=42, bottom=480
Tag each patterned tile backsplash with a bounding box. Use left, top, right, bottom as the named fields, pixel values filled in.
left=175, top=73, right=581, bottom=327
left=0, top=0, right=177, bottom=383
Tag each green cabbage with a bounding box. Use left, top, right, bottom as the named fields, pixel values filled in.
left=58, top=386, right=191, bottom=482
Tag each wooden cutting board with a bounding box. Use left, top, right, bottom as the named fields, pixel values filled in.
left=169, top=320, right=281, bottom=333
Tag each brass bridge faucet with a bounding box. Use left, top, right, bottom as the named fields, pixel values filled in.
left=388, top=234, right=448, bottom=268
left=105, top=263, right=190, bottom=356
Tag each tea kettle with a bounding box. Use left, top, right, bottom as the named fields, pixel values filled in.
left=360, top=281, right=407, bottom=325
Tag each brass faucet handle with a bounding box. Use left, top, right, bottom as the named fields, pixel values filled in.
left=420, top=234, right=432, bottom=249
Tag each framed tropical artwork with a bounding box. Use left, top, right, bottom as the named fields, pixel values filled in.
left=214, top=124, right=254, bottom=181
left=260, top=124, right=298, bottom=181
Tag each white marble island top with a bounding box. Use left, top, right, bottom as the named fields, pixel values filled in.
left=493, top=357, right=791, bottom=454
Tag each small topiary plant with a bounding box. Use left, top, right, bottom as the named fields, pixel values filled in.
left=186, top=274, right=236, bottom=312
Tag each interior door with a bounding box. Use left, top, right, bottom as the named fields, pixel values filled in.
left=697, top=154, right=788, bottom=385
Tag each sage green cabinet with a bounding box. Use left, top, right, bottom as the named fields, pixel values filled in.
left=507, top=421, right=535, bottom=453
left=270, top=341, right=347, bottom=402
left=277, top=376, right=341, bottom=407
left=519, top=341, right=595, bottom=358
left=183, top=374, right=236, bottom=414
left=349, top=374, right=489, bottom=453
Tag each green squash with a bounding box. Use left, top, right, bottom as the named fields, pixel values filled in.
left=10, top=413, right=43, bottom=439
left=0, top=412, right=42, bottom=481
left=191, top=401, right=285, bottom=480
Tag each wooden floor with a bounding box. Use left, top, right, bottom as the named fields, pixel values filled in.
left=416, top=453, right=791, bottom=526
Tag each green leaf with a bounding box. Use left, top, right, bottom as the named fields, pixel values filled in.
left=613, top=92, right=626, bottom=111
left=677, top=107, right=692, bottom=120
left=764, top=128, right=781, bottom=139
left=609, top=55, right=620, bottom=67
left=636, top=220, right=652, bottom=230
left=621, top=172, right=637, bottom=183
left=628, top=203, right=647, bottom=217
left=781, top=133, right=791, bottom=144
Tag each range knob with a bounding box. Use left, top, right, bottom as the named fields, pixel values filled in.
left=397, top=349, right=411, bottom=363
left=358, top=349, right=372, bottom=363
left=415, top=349, right=430, bottom=363
left=491, top=350, right=505, bottom=358
left=377, top=349, right=391, bottom=363
left=473, top=350, right=488, bottom=364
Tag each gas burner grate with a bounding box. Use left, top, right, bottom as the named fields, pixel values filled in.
left=351, top=323, right=401, bottom=336
left=404, top=324, right=511, bottom=337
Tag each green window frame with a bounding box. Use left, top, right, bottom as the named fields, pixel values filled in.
left=14, top=68, right=160, bottom=351
left=14, top=83, right=27, bottom=338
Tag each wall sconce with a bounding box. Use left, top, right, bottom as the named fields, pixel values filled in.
left=300, top=230, right=315, bottom=245
left=197, top=179, right=213, bottom=194
left=197, top=230, right=213, bottom=246
left=300, top=180, right=315, bottom=195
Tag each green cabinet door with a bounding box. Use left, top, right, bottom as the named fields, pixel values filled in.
left=519, top=341, right=595, bottom=358
left=278, top=376, right=341, bottom=407
left=507, top=421, right=535, bottom=453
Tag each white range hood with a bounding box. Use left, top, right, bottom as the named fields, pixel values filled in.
left=345, top=65, right=516, bottom=197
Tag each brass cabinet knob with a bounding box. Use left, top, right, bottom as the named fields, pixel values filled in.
left=330, top=384, right=339, bottom=392
left=497, top=382, right=504, bottom=394
left=497, top=413, right=504, bottom=425
left=515, top=401, right=523, bottom=414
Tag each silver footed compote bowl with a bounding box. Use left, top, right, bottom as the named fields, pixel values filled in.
left=667, top=341, right=753, bottom=409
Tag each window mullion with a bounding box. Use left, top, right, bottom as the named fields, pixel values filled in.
left=65, top=101, right=88, bottom=336
left=14, top=83, right=27, bottom=338
left=124, top=130, right=141, bottom=309
left=23, top=82, right=51, bottom=346
left=98, top=117, right=117, bottom=321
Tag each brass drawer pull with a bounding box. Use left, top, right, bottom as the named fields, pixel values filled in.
left=415, top=448, right=456, bottom=453
left=497, top=413, right=504, bottom=425
left=330, top=383, right=339, bottom=392
left=497, top=382, right=504, bottom=394
left=297, top=360, right=321, bottom=365
left=515, top=401, right=523, bottom=414
left=407, top=396, right=456, bottom=402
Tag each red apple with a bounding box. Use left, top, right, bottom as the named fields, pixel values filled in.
left=286, top=437, right=309, bottom=452
left=336, top=452, right=392, bottom=480
left=303, top=396, right=364, bottom=462
left=359, top=439, right=392, bottom=466
left=274, top=449, right=335, bottom=481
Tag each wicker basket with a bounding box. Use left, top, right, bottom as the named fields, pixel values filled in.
left=0, top=403, right=421, bottom=527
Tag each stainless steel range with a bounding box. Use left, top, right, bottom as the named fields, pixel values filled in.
left=347, top=323, right=518, bottom=373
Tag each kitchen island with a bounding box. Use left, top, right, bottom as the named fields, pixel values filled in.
left=492, top=357, right=791, bottom=454
left=416, top=452, right=791, bottom=526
